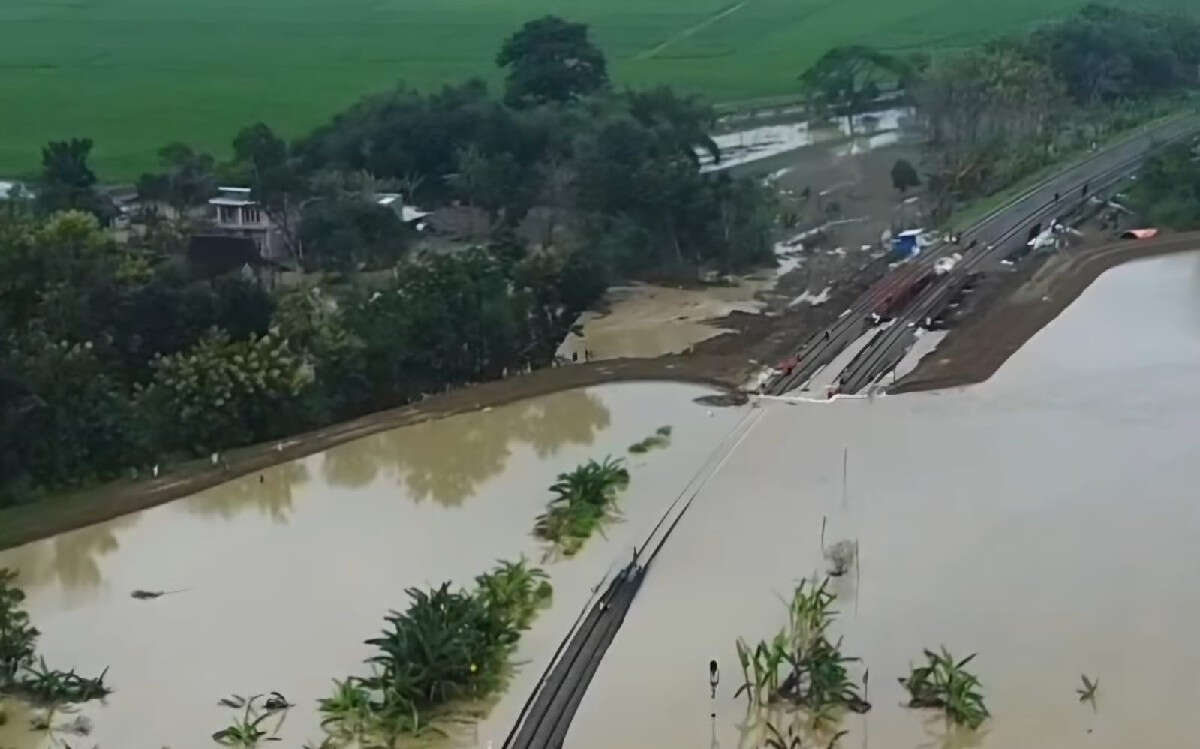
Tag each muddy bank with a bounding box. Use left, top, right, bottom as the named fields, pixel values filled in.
left=893, top=231, right=1200, bottom=393
left=0, top=383, right=746, bottom=749
left=1, top=254, right=877, bottom=553
left=0, top=360, right=736, bottom=552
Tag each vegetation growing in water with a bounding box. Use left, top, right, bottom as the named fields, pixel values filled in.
left=0, top=568, right=110, bottom=705
left=533, top=457, right=630, bottom=555
left=735, top=579, right=869, bottom=720
left=212, top=693, right=292, bottom=747
left=899, top=647, right=989, bottom=729
left=1077, top=673, right=1098, bottom=704
left=318, top=558, right=552, bottom=743
left=628, top=425, right=673, bottom=454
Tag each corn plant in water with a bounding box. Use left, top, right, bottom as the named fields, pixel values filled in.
left=899, top=647, right=989, bottom=729
left=533, top=457, right=630, bottom=555
left=735, top=579, right=869, bottom=718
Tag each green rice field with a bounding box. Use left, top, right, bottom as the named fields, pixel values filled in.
left=0, top=0, right=1189, bottom=178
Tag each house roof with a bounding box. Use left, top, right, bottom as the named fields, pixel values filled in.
left=211, top=187, right=255, bottom=205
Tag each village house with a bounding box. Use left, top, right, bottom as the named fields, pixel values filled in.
left=207, top=187, right=287, bottom=259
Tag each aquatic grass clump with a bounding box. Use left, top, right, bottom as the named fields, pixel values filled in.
left=736, top=579, right=869, bottom=718
left=899, top=647, right=989, bottom=729
left=533, top=457, right=630, bottom=555
left=0, top=569, right=110, bottom=706
left=319, top=558, right=552, bottom=743
left=628, top=425, right=673, bottom=454
left=212, top=693, right=292, bottom=747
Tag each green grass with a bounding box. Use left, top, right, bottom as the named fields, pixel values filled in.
left=0, top=0, right=1192, bottom=178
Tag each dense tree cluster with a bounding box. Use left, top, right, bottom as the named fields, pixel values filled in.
left=0, top=14, right=784, bottom=505
left=894, top=3, right=1200, bottom=211
left=0, top=210, right=602, bottom=504
left=1128, top=142, right=1200, bottom=229
left=1024, top=4, right=1200, bottom=104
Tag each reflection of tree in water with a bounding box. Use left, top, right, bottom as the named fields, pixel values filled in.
left=0, top=515, right=137, bottom=592
left=322, top=389, right=611, bottom=506
left=185, top=462, right=310, bottom=522
left=919, top=714, right=988, bottom=749
left=735, top=704, right=848, bottom=749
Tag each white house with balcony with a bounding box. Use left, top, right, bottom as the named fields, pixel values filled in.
left=208, top=187, right=286, bottom=259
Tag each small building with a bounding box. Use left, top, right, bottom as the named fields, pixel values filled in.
left=208, top=187, right=286, bottom=259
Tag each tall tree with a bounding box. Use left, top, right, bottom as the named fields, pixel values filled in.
left=798, top=46, right=912, bottom=133
left=497, top=16, right=609, bottom=107
left=232, top=123, right=305, bottom=259
left=136, top=142, right=217, bottom=212
left=35, top=139, right=114, bottom=222
left=625, top=86, right=720, bottom=165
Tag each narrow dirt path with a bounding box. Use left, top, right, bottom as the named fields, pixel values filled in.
left=635, top=1, right=750, bottom=60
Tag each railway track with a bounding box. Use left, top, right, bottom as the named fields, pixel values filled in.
left=766, top=113, right=1200, bottom=396
left=502, top=409, right=763, bottom=749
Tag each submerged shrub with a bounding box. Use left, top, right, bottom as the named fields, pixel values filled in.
left=533, top=457, right=630, bottom=555
left=320, top=558, right=553, bottom=742
left=899, top=647, right=989, bottom=729
left=0, top=569, right=37, bottom=684
left=0, top=568, right=110, bottom=704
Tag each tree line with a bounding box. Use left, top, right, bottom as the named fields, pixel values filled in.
left=0, top=16, right=775, bottom=506
left=799, top=4, right=1200, bottom=217
left=912, top=3, right=1200, bottom=214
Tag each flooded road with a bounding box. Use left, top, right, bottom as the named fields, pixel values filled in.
left=569, top=253, right=1200, bottom=748
left=0, top=383, right=747, bottom=748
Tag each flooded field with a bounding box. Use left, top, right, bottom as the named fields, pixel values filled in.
left=569, top=252, right=1200, bottom=748
left=557, top=280, right=770, bottom=361
left=0, top=383, right=747, bottom=748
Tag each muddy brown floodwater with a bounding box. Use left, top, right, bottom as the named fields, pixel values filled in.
left=569, top=252, right=1200, bottom=749
left=0, top=383, right=748, bottom=749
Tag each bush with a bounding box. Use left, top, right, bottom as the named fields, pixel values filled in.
left=320, top=558, right=552, bottom=741
left=0, top=568, right=110, bottom=704
left=137, top=329, right=315, bottom=453
left=899, top=647, right=989, bottom=729
left=533, top=457, right=630, bottom=555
